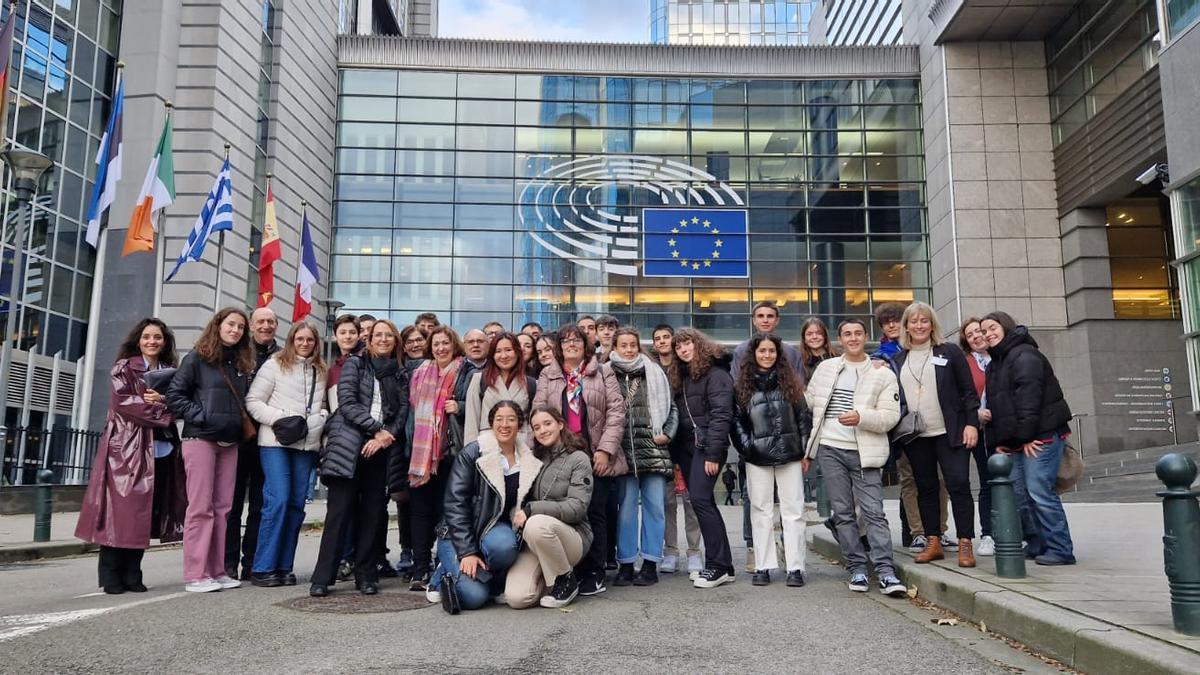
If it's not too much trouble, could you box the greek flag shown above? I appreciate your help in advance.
[165,157,234,282]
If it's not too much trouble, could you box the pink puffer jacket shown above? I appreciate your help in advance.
[534,358,628,475]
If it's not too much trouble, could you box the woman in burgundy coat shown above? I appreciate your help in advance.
[76,318,187,594]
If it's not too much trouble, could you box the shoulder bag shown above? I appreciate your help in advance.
[219,366,257,442]
[889,357,926,445]
[273,365,316,446]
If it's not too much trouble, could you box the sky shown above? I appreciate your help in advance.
[437,0,650,43]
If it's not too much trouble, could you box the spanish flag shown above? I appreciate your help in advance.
[256,184,282,308]
[121,114,175,256]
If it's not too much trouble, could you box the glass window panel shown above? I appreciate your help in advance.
[749,155,805,182]
[340,69,398,96]
[396,98,455,124]
[395,175,454,202]
[395,202,454,229]
[457,125,515,151]
[633,286,690,312]
[691,130,745,154]
[807,80,860,106]
[453,284,516,311]
[631,129,687,154]
[868,156,924,182]
[870,260,925,289]
[810,208,867,234]
[574,128,632,153]
[392,282,452,310]
[338,122,396,148]
[456,151,514,177]
[333,282,390,310]
[336,200,393,227]
[516,75,575,100]
[751,263,809,287]
[868,208,925,235]
[397,71,456,97]
[337,148,396,175]
[515,127,572,153]
[332,254,392,282]
[868,183,925,208]
[455,177,514,203]
[748,129,804,154]
[458,73,516,99]
[633,103,688,127]
[455,229,514,258]
[1111,258,1170,288]
[339,96,397,122]
[748,183,804,208]
[747,105,806,129]
[454,256,513,283]
[749,235,806,261]
[393,256,453,284]
[746,80,804,105]
[393,229,453,256]
[336,175,392,201]
[690,79,746,105]
[631,78,691,103]
[689,104,746,129]
[396,149,454,175]
[395,124,455,149]
[749,207,805,233]
[333,229,394,255]
[863,105,919,129]
[863,80,920,105]
[456,99,515,125]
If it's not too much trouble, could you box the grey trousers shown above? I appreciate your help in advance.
[817,444,897,578]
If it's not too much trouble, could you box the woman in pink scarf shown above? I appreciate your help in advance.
[405,325,476,590]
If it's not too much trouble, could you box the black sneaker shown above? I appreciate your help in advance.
[751,569,770,586]
[633,561,658,586]
[879,575,907,597]
[578,572,607,596]
[786,570,806,587]
[539,572,579,608]
[250,572,283,588]
[309,584,329,597]
[693,568,734,589]
[613,563,635,587]
[377,561,399,578]
[336,561,354,582]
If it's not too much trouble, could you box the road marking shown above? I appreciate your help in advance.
[0,592,187,643]
[72,592,105,599]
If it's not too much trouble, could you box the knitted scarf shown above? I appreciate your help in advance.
[607,351,671,436]
[408,357,462,482]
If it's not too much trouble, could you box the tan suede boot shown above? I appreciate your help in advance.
[958,539,976,568]
[914,535,944,563]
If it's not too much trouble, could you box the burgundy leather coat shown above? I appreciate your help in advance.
[75,358,187,548]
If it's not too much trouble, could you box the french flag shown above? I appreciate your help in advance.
[292,210,319,322]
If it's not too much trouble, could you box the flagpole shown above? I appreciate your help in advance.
[76,61,124,430]
[151,101,172,318]
[212,143,230,310]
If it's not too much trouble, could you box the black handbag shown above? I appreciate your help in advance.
[273,365,316,446]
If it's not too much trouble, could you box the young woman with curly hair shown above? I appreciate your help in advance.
[733,333,811,587]
[670,327,736,588]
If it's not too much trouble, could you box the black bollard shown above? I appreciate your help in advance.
[1156,453,1200,636]
[33,469,55,543]
[987,453,1026,579]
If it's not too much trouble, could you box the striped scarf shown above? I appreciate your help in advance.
[408,357,462,483]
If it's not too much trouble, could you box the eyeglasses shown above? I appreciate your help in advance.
[404,338,425,346]
[560,337,584,345]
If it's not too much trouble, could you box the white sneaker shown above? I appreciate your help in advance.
[185,578,222,593]
[215,575,242,589]
[425,588,442,603]
[686,554,703,574]
[492,593,507,605]
[693,568,735,589]
[977,535,996,556]
[660,555,678,573]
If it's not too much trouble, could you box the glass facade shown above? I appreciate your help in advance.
[1,0,122,363]
[1173,175,1200,407]
[650,0,813,45]
[1047,0,1162,146]
[1165,0,1200,38]
[333,70,927,341]
[244,0,276,308]
[820,0,903,46]
[1106,196,1178,318]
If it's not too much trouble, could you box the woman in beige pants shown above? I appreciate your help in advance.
[506,408,595,609]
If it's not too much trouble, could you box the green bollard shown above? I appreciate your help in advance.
[33,469,55,543]
[1156,453,1200,636]
[987,453,1026,579]
[814,465,831,518]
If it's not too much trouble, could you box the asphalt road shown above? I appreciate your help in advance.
[0,526,1061,674]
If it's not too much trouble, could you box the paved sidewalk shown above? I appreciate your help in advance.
[811,501,1199,674]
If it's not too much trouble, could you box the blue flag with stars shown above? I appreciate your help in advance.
[642,208,749,278]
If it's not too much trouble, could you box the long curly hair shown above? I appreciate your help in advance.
[116,318,178,367]
[669,327,725,390]
[735,333,804,408]
[193,307,254,373]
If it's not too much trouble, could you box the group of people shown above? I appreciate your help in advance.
[73,298,1076,612]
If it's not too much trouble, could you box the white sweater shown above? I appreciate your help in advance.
[246,356,329,451]
[804,356,901,468]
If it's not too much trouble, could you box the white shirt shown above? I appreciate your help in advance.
[820,359,871,450]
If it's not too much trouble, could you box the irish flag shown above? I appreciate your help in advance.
[256,185,281,307]
[292,209,319,322]
[122,115,175,256]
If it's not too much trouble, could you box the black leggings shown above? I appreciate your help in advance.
[677,444,733,574]
[577,473,614,577]
[98,546,145,589]
[905,434,975,540]
[311,452,388,586]
[407,459,450,574]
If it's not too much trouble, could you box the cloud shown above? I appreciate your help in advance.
[438,0,649,43]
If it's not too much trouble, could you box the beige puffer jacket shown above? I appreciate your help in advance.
[804,356,900,468]
[246,355,329,451]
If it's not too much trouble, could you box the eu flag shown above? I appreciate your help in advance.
[642,208,749,278]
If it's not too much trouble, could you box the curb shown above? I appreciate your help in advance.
[1,517,335,564]
[810,531,1199,675]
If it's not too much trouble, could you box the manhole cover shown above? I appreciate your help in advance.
[280,590,433,614]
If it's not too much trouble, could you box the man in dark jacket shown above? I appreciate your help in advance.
[722,465,737,505]
[224,307,279,579]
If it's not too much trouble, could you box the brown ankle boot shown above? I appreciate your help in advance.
[958,539,976,568]
[914,535,944,563]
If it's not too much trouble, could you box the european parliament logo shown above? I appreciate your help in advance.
[642,208,749,278]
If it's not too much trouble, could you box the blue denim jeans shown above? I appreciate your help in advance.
[1010,435,1075,562]
[616,473,667,564]
[430,524,519,610]
[253,447,316,574]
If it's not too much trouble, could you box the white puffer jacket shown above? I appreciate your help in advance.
[246,355,329,451]
[804,356,901,468]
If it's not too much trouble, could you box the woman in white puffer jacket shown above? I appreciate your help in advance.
[245,322,328,587]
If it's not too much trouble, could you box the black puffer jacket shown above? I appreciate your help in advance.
[985,326,1072,447]
[322,355,409,481]
[166,348,250,443]
[676,353,735,463]
[733,370,810,466]
[440,432,540,559]
[611,361,679,477]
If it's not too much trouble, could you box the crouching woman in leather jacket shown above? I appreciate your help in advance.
[505,407,594,610]
[310,319,409,597]
[427,401,537,613]
[733,333,811,588]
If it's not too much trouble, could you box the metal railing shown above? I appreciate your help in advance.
[1,425,102,486]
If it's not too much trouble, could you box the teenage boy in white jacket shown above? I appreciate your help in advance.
[803,319,907,596]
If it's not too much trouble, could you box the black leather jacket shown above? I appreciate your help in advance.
[440,434,539,559]
[733,370,811,466]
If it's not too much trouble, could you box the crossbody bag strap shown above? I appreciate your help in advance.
[305,364,316,415]
[218,365,247,412]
